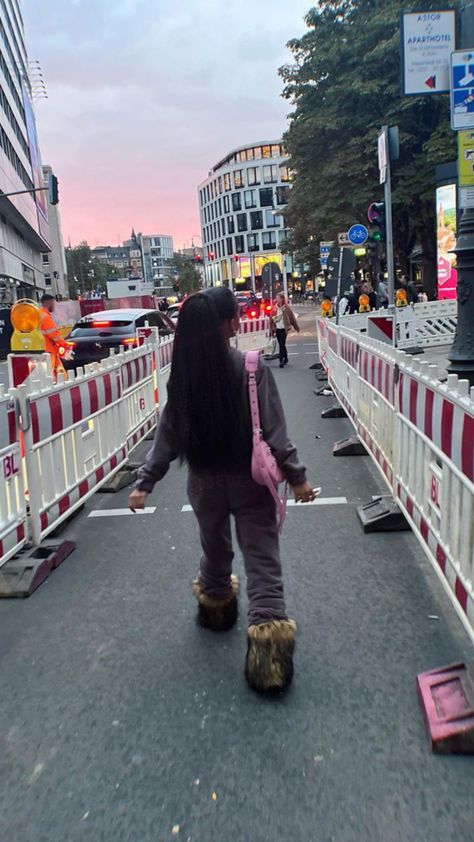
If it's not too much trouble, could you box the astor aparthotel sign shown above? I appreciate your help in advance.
[402,11,456,95]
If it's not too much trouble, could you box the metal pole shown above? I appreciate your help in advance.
[447,0,474,384]
[383,130,395,307]
[335,247,344,325]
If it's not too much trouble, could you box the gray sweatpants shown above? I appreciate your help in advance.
[187,470,287,626]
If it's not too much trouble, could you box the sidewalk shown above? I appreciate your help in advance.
[0,312,472,842]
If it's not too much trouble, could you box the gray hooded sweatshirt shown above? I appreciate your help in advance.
[135,347,306,492]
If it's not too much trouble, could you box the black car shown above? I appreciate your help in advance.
[65,308,174,369]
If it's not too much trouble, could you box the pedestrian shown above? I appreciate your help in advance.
[399,274,418,305]
[377,273,389,308]
[271,292,300,368]
[39,294,69,380]
[418,288,428,303]
[129,287,315,693]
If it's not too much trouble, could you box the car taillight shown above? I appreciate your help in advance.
[249,309,258,318]
[92,320,112,328]
[66,341,76,348]
[123,337,138,346]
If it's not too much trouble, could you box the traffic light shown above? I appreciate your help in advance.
[193,255,203,264]
[367,202,385,242]
[48,173,59,205]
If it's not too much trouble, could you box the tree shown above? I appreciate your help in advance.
[65,242,120,298]
[280,0,458,293]
[170,254,202,295]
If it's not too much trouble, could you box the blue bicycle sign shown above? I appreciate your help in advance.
[347,224,368,246]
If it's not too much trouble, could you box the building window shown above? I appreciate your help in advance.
[262,145,271,158]
[254,147,262,159]
[42,253,50,265]
[233,169,244,189]
[247,233,259,252]
[237,213,248,232]
[263,165,277,184]
[224,173,231,191]
[235,235,245,253]
[262,232,276,249]
[271,144,281,157]
[279,164,290,182]
[276,185,290,205]
[44,274,52,286]
[223,195,230,213]
[259,188,273,207]
[246,147,255,161]
[279,229,288,245]
[218,176,223,194]
[226,237,233,256]
[221,217,226,235]
[227,216,235,234]
[218,197,222,215]
[250,211,263,230]
[266,209,280,228]
[232,193,241,212]
[244,189,256,209]
[247,167,260,186]
[200,190,204,206]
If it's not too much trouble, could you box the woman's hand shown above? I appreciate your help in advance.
[128,489,149,512]
[292,482,319,503]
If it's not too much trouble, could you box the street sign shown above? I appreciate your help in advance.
[401,11,455,95]
[378,129,388,184]
[347,224,368,246]
[450,50,474,130]
[319,240,333,269]
[337,232,351,246]
[458,130,474,188]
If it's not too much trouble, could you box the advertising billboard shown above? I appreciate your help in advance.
[436,184,457,300]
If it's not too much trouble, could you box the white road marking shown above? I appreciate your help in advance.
[181,497,347,513]
[303,343,318,347]
[88,507,157,518]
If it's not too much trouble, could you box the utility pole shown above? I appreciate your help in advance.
[448,1,474,384]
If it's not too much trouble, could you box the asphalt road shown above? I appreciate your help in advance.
[1,312,473,842]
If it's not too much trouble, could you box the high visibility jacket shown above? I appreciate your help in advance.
[39,307,67,356]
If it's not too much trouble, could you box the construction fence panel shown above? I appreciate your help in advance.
[120,344,157,454]
[157,336,174,414]
[0,394,26,567]
[395,363,474,641]
[16,357,129,545]
[356,337,397,491]
[236,318,270,353]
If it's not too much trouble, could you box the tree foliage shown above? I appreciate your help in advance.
[65,242,119,298]
[170,254,202,295]
[280,0,458,284]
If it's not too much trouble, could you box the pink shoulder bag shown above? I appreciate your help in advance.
[245,350,288,531]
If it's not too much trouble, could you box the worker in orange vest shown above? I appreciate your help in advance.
[39,293,69,379]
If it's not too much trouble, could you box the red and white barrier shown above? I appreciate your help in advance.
[319,316,474,643]
[120,345,157,454]
[235,318,269,353]
[15,358,128,545]
[0,392,26,567]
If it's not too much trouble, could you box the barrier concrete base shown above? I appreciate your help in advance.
[0,540,76,598]
[321,405,347,419]
[333,436,366,456]
[315,371,328,382]
[314,386,333,396]
[309,362,323,370]
[99,467,137,493]
[357,497,410,533]
[417,663,474,754]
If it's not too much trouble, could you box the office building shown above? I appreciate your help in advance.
[0,0,51,303]
[41,165,67,298]
[198,140,292,293]
[140,233,174,293]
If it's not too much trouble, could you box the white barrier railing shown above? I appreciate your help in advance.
[318,317,474,643]
[337,299,457,348]
[235,317,269,352]
[0,392,26,567]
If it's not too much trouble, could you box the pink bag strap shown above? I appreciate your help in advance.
[245,350,261,432]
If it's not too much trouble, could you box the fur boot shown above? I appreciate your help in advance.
[193,575,239,631]
[245,619,297,693]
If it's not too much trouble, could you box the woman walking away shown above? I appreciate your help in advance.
[272,292,300,368]
[129,288,315,694]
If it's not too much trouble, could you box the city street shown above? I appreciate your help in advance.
[1,312,473,842]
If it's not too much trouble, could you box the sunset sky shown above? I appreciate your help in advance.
[22,0,311,250]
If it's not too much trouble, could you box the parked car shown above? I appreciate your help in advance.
[64,308,174,370]
[235,292,261,319]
